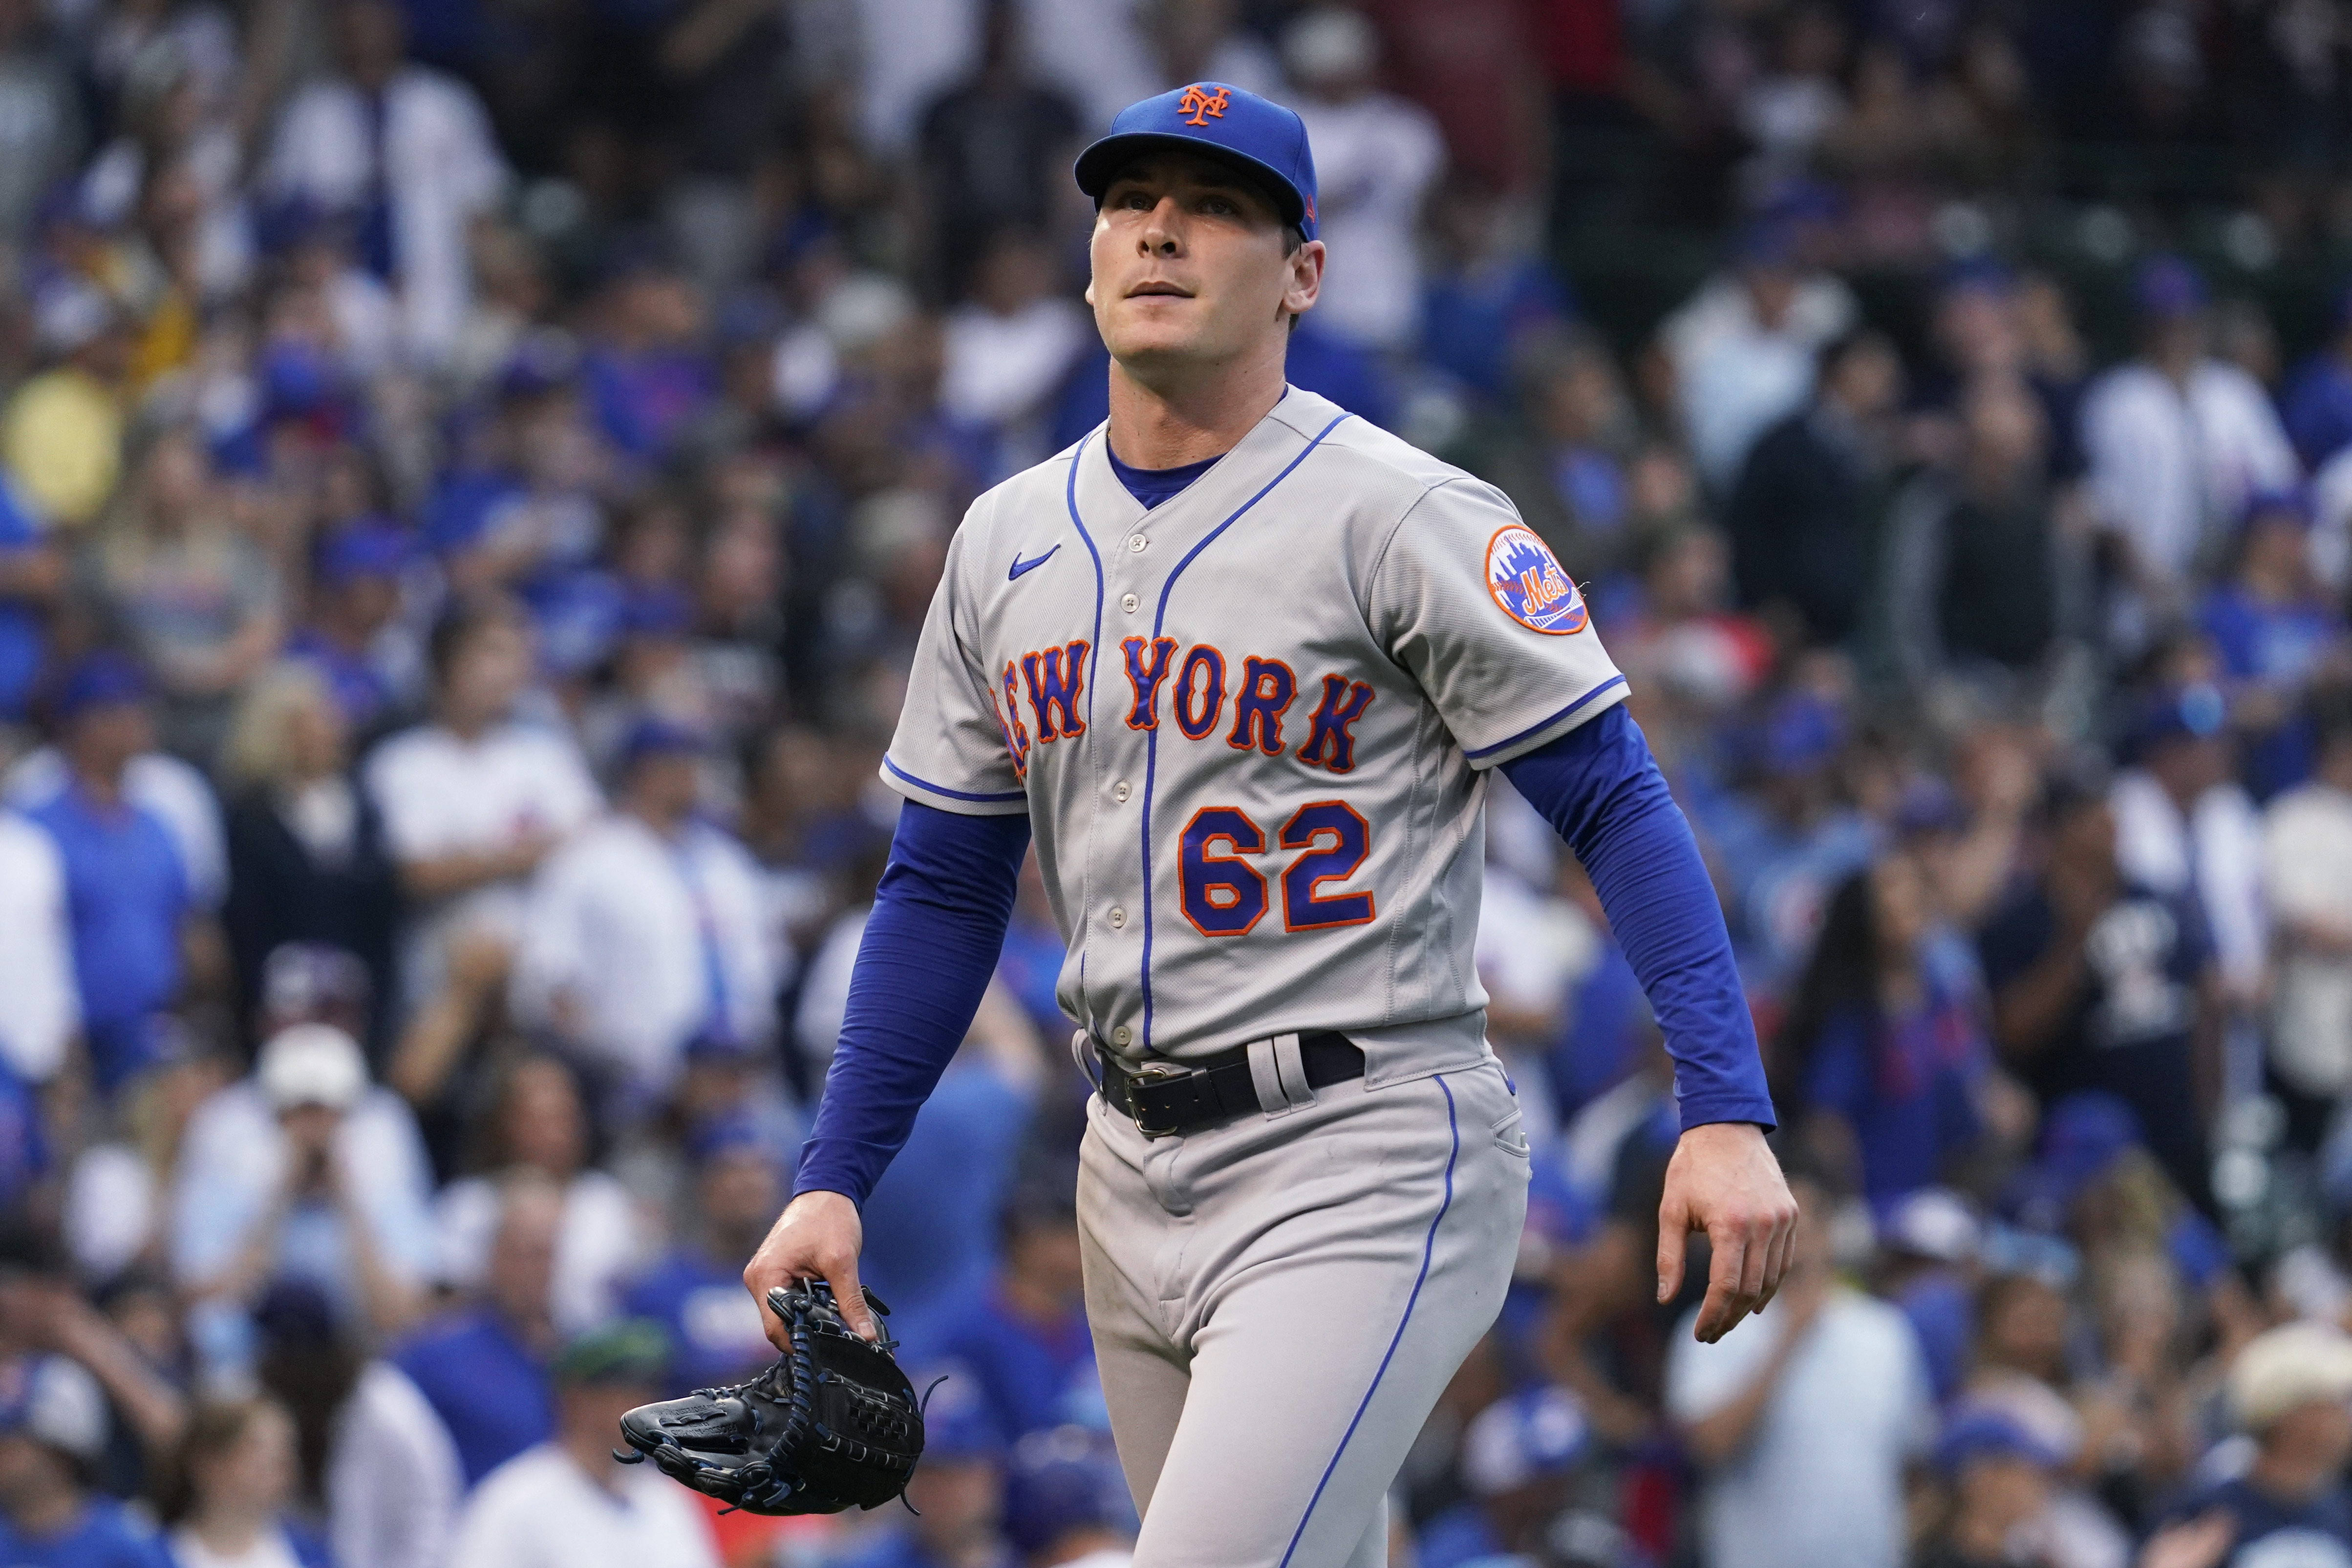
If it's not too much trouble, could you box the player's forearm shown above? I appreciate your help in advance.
[792,802,1031,1207]
[1499,706,1777,1131]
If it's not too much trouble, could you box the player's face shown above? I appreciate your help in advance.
[1087,152,1322,377]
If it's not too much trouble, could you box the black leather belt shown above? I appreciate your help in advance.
[1097,1031,1364,1138]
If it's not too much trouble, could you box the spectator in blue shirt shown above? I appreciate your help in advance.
[286,518,411,735]
[927,1177,1094,1448]
[389,1171,560,1487]
[2199,490,2347,801]
[579,262,716,465]
[618,1113,788,1396]
[0,468,61,722]
[1419,178,1574,405]
[25,652,204,1094]
[2162,1321,2352,1568]
[1000,1426,1135,1568]
[1770,855,1993,1201]
[0,1355,170,1568]
[2282,284,2352,471]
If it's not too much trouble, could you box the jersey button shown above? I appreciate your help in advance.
[1120,593,1139,613]
[1128,534,1148,553]
[1113,780,1131,802]
[1108,906,1127,929]
[1112,1025,1133,1047]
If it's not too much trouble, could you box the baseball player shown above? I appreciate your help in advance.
[747,82,1796,1567]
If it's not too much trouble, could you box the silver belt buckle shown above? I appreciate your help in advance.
[1126,1061,1188,1138]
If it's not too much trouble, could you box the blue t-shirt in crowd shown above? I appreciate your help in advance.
[827,1527,1012,1568]
[1420,257,1573,402]
[388,1305,553,1487]
[619,1248,773,1396]
[0,1496,171,1568]
[2283,351,2352,470]
[1893,1268,1976,1403]
[927,1288,1098,1446]
[27,782,189,1092]
[994,912,1072,1046]
[1414,1501,1503,1568]
[1550,935,1644,1119]
[582,345,715,460]
[856,1064,1036,1357]
[2168,1476,2352,1568]
[2200,584,2345,800]
[1801,981,1990,1201]
[0,473,47,721]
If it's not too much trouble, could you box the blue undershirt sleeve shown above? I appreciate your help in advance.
[791,800,1032,1206]
[1499,705,1776,1133]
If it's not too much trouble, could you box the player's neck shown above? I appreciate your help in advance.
[1105,347,1287,469]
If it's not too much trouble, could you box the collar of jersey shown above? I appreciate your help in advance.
[1075,384,1321,536]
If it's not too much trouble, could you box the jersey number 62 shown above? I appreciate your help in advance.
[1177,801,1374,937]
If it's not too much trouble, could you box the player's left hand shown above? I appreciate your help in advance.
[1656,1121,1799,1344]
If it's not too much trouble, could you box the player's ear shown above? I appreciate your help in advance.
[1283,238,1325,321]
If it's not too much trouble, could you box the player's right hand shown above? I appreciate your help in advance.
[744,1190,877,1347]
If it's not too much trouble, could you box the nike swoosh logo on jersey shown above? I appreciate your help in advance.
[1009,546,1061,580]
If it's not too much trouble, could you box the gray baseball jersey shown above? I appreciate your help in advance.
[882,384,1627,1080]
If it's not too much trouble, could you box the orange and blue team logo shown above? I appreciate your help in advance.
[1485,525,1587,635]
[1178,84,1231,126]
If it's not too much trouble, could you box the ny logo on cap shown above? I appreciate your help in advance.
[1177,84,1231,126]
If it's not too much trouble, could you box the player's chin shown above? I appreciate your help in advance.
[1104,307,1211,362]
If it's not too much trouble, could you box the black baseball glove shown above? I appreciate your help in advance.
[614,1281,927,1515]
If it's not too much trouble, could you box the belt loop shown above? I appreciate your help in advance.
[1270,1032,1315,1108]
[1245,1038,1289,1116]
[1070,1030,1102,1094]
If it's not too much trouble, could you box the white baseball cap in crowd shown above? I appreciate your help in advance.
[256,1022,368,1113]
[0,1355,107,1461]
[2230,1321,2352,1432]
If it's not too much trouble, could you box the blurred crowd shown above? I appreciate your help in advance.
[16,1,2352,1568]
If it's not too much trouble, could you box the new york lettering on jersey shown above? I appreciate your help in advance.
[882,387,1627,1084]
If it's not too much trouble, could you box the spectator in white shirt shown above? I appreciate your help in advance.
[2081,257,2299,622]
[1664,218,1860,494]
[940,229,1090,466]
[1280,8,1445,354]
[1667,1165,1934,1568]
[432,1055,650,1338]
[171,1024,436,1382]
[325,1356,463,1568]
[365,593,600,1014]
[511,718,774,1109]
[0,804,76,1087]
[448,1319,718,1568]
[2263,698,2352,1149]
[2111,683,2268,1010]
[263,0,508,366]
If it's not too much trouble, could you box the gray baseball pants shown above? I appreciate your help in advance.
[1076,1049,1531,1568]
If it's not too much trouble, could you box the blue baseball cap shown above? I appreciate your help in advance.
[617,714,708,772]
[2135,254,2208,320]
[53,650,150,721]
[1074,83,1319,240]
[1934,1407,2063,1476]
[316,518,413,589]
[1003,1427,1134,1555]
[2241,486,2314,532]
